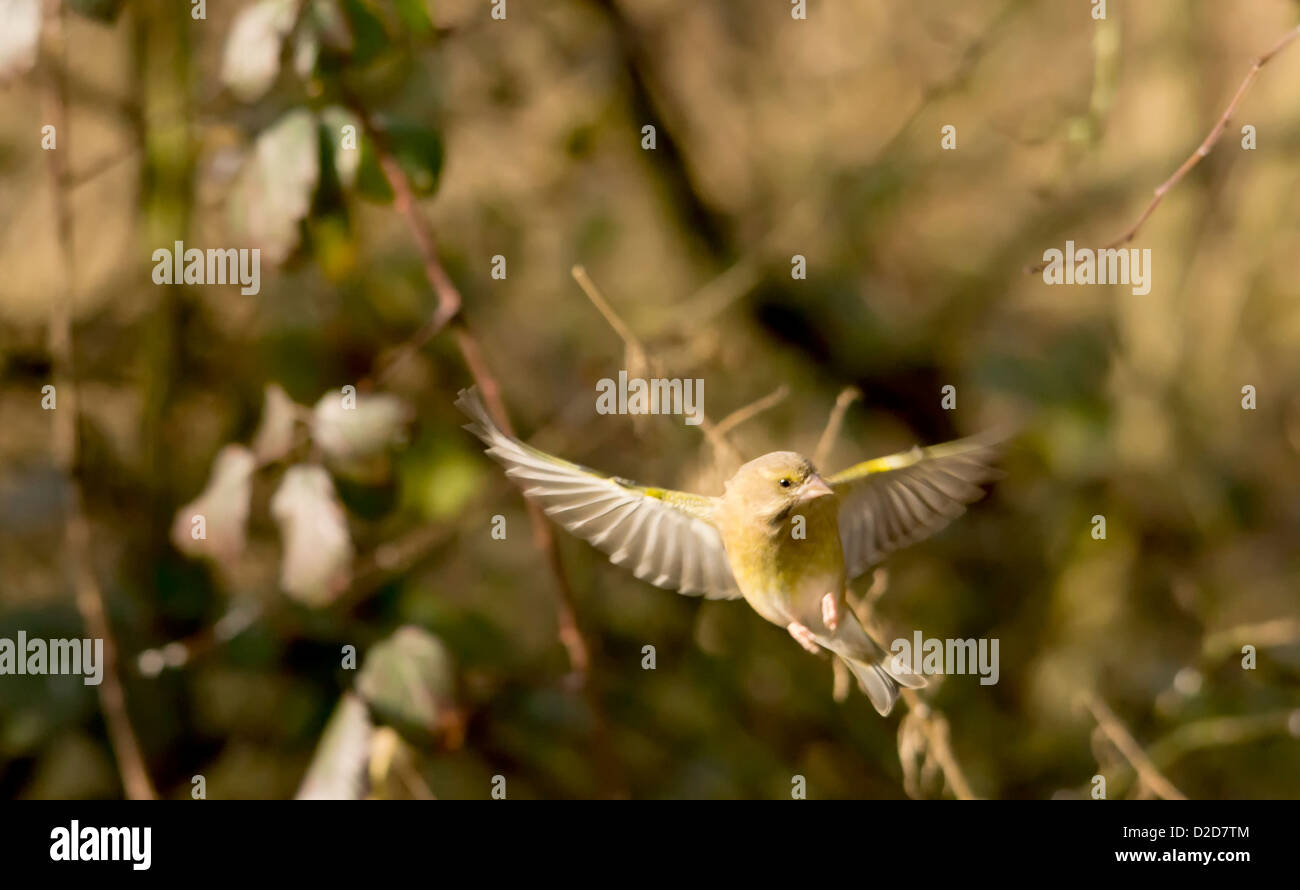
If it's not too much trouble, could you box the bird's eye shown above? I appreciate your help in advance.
[779,478,791,488]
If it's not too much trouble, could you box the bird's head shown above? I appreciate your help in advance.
[722,451,835,523]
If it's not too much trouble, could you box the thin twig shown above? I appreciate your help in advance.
[1080,691,1187,801]
[361,159,462,387]
[663,254,762,333]
[645,6,1027,334]
[343,96,591,681]
[137,602,263,677]
[819,391,862,704]
[900,689,978,801]
[1027,22,1300,274]
[1145,711,1297,776]
[571,265,748,470]
[571,265,649,371]
[393,752,437,800]
[713,385,789,440]
[339,98,628,796]
[369,727,437,800]
[1202,616,1300,660]
[862,567,890,607]
[813,386,862,469]
[819,415,976,801]
[1089,710,1297,799]
[42,0,156,801]
[68,146,139,190]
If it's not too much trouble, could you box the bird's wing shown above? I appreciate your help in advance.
[456,388,742,599]
[827,433,1003,580]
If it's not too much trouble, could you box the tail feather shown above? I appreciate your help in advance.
[844,658,898,716]
[816,607,926,715]
[841,654,926,716]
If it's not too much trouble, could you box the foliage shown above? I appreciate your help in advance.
[1,0,1298,800]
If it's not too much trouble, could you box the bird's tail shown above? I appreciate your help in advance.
[818,607,926,716]
[840,653,926,716]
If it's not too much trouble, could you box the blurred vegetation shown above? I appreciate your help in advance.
[1,0,1299,800]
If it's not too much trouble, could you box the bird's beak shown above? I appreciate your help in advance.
[798,474,834,502]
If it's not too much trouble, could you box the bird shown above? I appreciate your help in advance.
[456,386,1003,715]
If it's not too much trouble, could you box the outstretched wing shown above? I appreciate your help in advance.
[828,434,1003,580]
[456,388,741,599]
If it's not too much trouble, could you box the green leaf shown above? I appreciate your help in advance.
[350,0,431,42]
[388,121,443,195]
[228,109,321,263]
[0,0,41,82]
[294,0,355,82]
[354,136,394,202]
[354,119,443,203]
[339,0,390,66]
[66,0,125,24]
[356,626,456,740]
[393,0,433,36]
[318,106,362,188]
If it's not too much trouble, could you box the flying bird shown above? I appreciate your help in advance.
[456,387,1002,715]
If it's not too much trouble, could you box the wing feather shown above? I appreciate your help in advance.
[828,433,1003,580]
[456,388,741,599]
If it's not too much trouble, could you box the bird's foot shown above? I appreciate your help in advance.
[787,621,821,654]
[821,592,839,631]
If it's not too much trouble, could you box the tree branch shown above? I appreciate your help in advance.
[341,98,593,683]
[43,0,156,801]
[712,385,789,440]
[1202,616,1300,660]
[571,265,757,472]
[899,689,978,801]
[1081,691,1187,801]
[813,386,862,469]
[1027,22,1300,274]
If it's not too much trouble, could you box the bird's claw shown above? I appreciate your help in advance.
[821,592,839,631]
[787,621,821,654]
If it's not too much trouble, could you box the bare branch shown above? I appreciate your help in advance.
[901,690,979,801]
[713,385,789,440]
[1089,709,1297,800]
[1027,22,1300,274]
[43,0,156,801]
[813,386,862,469]
[570,265,750,471]
[137,601,263,677]
[1081,691,1187,801]
[342,98,592,682]
[846,575,978,799]
[571,265,649,371]
[1202,616,1300,660]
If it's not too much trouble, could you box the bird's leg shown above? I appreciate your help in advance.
[787,622,821,654]
[821,592,839,631]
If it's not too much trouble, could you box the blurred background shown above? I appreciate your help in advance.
[1,0,1299,800]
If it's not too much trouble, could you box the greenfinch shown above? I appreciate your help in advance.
[457,386,1002,715]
